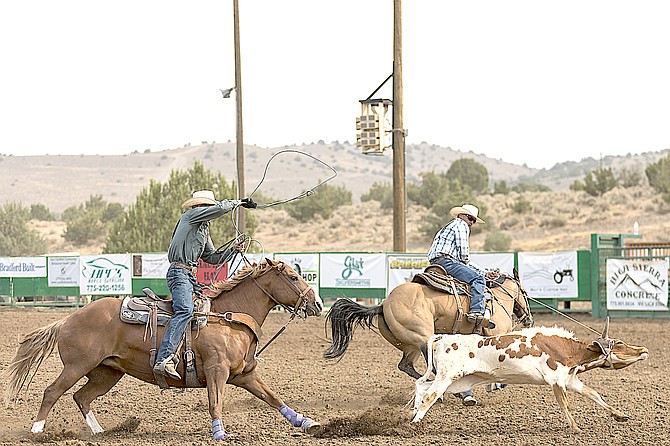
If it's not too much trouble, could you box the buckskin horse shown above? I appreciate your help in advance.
[325,270,533,380]
[4,259,323,440]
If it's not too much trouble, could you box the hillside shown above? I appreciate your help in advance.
[5,142,670,256]
[2,141,667,214]
[27,185,670,256]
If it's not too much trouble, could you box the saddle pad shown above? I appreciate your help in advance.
[120,296,210,328]
[412,270,469,295]
[120,296,171,326]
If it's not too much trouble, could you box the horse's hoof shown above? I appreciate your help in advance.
[301,418,321,434]
[613,413,630,422]
[462,395,477,406]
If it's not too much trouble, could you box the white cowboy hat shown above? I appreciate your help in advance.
[449,204,485,224]
[181,190,218,210]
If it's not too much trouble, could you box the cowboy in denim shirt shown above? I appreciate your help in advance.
[153,190,257,380]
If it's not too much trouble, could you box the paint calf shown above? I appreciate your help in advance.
[412,326,648,431]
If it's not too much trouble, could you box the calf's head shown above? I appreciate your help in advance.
[591,317,648,369]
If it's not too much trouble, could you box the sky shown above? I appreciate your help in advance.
[1,1,669,169]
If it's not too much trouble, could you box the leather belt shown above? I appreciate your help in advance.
[430,253,451,263]
[171,262,197,274]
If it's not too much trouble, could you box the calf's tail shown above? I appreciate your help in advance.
[324,298,383,360]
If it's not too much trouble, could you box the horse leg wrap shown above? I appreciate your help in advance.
[212,418,230,440]
[279,404,304,427]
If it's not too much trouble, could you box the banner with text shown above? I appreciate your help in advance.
[387,254,429,291]
[274,253,320,295]
[518,251,578,298]
[320,253,386,289]
[48,257,79,287]
[132,253,170,278]
[606,258,669,311]
[0,257,47,278]
[470,253,516,275]
[80,254,132,295]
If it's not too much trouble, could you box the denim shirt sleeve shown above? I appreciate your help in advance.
[186,200,238,224]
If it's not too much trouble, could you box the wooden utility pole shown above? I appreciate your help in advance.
[393,0,406,252]
[233,0,246,232]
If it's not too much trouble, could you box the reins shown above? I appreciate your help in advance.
[250,262,312,357]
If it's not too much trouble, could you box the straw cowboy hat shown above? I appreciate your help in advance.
[181,190,218,210]
[449,204,485,224]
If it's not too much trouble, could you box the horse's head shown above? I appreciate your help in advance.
[258,258,323,318]
[511,268,534,327]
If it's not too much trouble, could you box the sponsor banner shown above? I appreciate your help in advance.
[320,253,386,289]
[0,257,47,278]
[274,253,320,295]
[606,258,669,311]
[197,259,228,286]
[470,253,515,275]
[518,251,578,298]
[80,254,132,295]
[132,253,170,278]
[387,254,429,291]
[48,257,79,287]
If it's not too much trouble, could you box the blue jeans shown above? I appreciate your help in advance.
[155,264,195,364]
[431,256,486,314]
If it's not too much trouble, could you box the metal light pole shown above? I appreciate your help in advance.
[392,0,406,252]
[233,0,246,233]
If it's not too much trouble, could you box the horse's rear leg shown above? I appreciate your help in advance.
[398,349,423,379]
[229,371,320,434]
[73,365,124,434]
[32,365,91,433]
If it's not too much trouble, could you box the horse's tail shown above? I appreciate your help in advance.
[324,298,383,360]
[3,317,68,407]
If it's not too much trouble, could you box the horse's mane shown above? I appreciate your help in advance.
[207,260,275,299]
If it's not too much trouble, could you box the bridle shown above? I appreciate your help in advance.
[251,261,314,357]
[493,274,534,327]
[251,261,311,317]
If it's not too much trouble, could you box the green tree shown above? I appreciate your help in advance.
[285,183,352,222]
[446,158,489,194]
[419,184,482,237]
[105,161,254,253]
[583,168,617,197]
[512,183,551,193]
[30,203,55,221]
[407,172,457,208]
[511,196,532,213]
[645,154,670,202]
[483,230,512,252]
[0,203,46,256]
[361,181,393,209]
[618,167,642,188]
[493,181,510,195]
[63,195,124,245]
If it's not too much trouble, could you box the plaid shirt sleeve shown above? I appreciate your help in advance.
[452,219,470,263]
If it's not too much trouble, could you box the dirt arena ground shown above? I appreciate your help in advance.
[0,306,667,446]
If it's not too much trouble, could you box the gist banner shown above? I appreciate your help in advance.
[320,253,386,289]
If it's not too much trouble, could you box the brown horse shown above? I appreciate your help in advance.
[3,258,323,440]
[325,272,533,379]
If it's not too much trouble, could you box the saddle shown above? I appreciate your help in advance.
[120,288,210,389]
[411,265,495,334]
[120,288,209,329]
